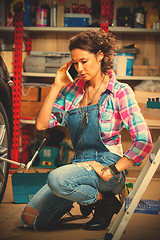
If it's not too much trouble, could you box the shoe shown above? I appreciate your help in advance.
[80,203,95,217]
[83,195,121,231]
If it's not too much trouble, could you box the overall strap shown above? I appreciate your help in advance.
[98,89,111,108]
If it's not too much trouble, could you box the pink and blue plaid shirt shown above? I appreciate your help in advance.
[49,71,152,164]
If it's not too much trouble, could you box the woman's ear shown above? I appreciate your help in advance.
[97,51,104,62]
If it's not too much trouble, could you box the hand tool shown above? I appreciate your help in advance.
[0,138,46,171]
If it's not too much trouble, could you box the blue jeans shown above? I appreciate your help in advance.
[22,151,125,230]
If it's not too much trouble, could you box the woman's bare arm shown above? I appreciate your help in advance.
[36,61,72,131]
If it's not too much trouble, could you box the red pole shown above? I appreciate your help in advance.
[11,11,24,167]
[100,0,114,33]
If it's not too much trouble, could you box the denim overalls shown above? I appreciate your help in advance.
[22,92,125,230]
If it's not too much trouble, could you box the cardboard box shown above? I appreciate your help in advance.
[41,86,51,101]
[133,65,160,77]
[20,101,42,119]
[135,90,160,127]
[21,86,40,102]
[20,86,51,119]
[0,51,27,73]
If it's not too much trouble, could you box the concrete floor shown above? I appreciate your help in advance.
[0,168,160,240]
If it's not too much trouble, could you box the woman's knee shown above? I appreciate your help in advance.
[21,205,39,226]
[47,168,72,195]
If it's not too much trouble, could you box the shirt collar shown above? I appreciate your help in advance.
[104,70,116,94]
[69,70,116,94]
[75,77,86,89]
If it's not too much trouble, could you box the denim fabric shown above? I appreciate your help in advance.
[22,92,125,229]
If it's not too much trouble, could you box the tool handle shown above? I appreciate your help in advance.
[0,156,26,168]
[37,138,47,153]
[26,138,47,171]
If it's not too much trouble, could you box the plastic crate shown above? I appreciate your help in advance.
[12,172,49,203]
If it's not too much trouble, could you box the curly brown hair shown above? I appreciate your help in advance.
[69,29,117,74]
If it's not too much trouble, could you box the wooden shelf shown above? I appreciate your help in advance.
[23,26,99,33]
[23,26,160,34]
[0,26,14,32]
[1,26,160,34]
[117,76,160,81]
[22,72,56,77]
[146,120,160,129]
[109,27,160,34]
[22,73,160,81]
[20,119,36,125]
[9,72,160,81]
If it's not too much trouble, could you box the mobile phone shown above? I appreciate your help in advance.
[66,63,78,82]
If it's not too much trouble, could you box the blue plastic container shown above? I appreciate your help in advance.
[12,172,49,203]
[64,13,90,27]
[113,53,134,76]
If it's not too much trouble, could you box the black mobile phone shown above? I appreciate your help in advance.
[66,63,78,82]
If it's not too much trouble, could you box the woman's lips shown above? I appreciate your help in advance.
[80,74,87,78]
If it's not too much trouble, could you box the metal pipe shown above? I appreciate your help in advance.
[0,156,26,168]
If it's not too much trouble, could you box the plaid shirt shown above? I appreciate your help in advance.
[49,71,153,164]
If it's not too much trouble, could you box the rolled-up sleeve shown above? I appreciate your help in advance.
[48,89,66,128]
[118,85,153,164]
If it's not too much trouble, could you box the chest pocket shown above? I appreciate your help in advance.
[100,110,114,132]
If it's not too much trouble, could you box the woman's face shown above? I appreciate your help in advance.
[70,48,103,81]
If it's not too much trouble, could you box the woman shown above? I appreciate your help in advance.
[21,29,153,231]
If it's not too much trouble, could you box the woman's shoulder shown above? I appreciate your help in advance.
[61,78,85,103]
[109,71,134,96]
[114,79,134,96]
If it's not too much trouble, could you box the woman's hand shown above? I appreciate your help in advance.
[36,61,77,131]
[87,157,134,181]
[78,161,113,182]
[54,61,74,89]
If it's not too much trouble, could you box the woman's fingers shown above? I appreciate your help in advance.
[58,60,72,73]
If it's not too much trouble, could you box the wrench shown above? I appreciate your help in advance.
[0,138,47,171]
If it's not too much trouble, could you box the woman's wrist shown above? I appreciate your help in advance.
[51,82,63,92]
[101,163,119,176]
[101,167,114,181]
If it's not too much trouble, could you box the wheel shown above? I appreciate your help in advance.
[0,101,11,203]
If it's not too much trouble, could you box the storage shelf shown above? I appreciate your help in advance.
[20,119,36,125]
[23,26,160,34]
[23,26,99,33]
[146,120,160,129]
[9,72,160,81]
[110,26,160,34]
[1,26,160,34]
[22,72,56,77]
[0,26,14,32]
[22,73,160,81]
[117,76,160,81]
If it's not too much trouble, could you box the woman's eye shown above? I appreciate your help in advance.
[82,61,87,64]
